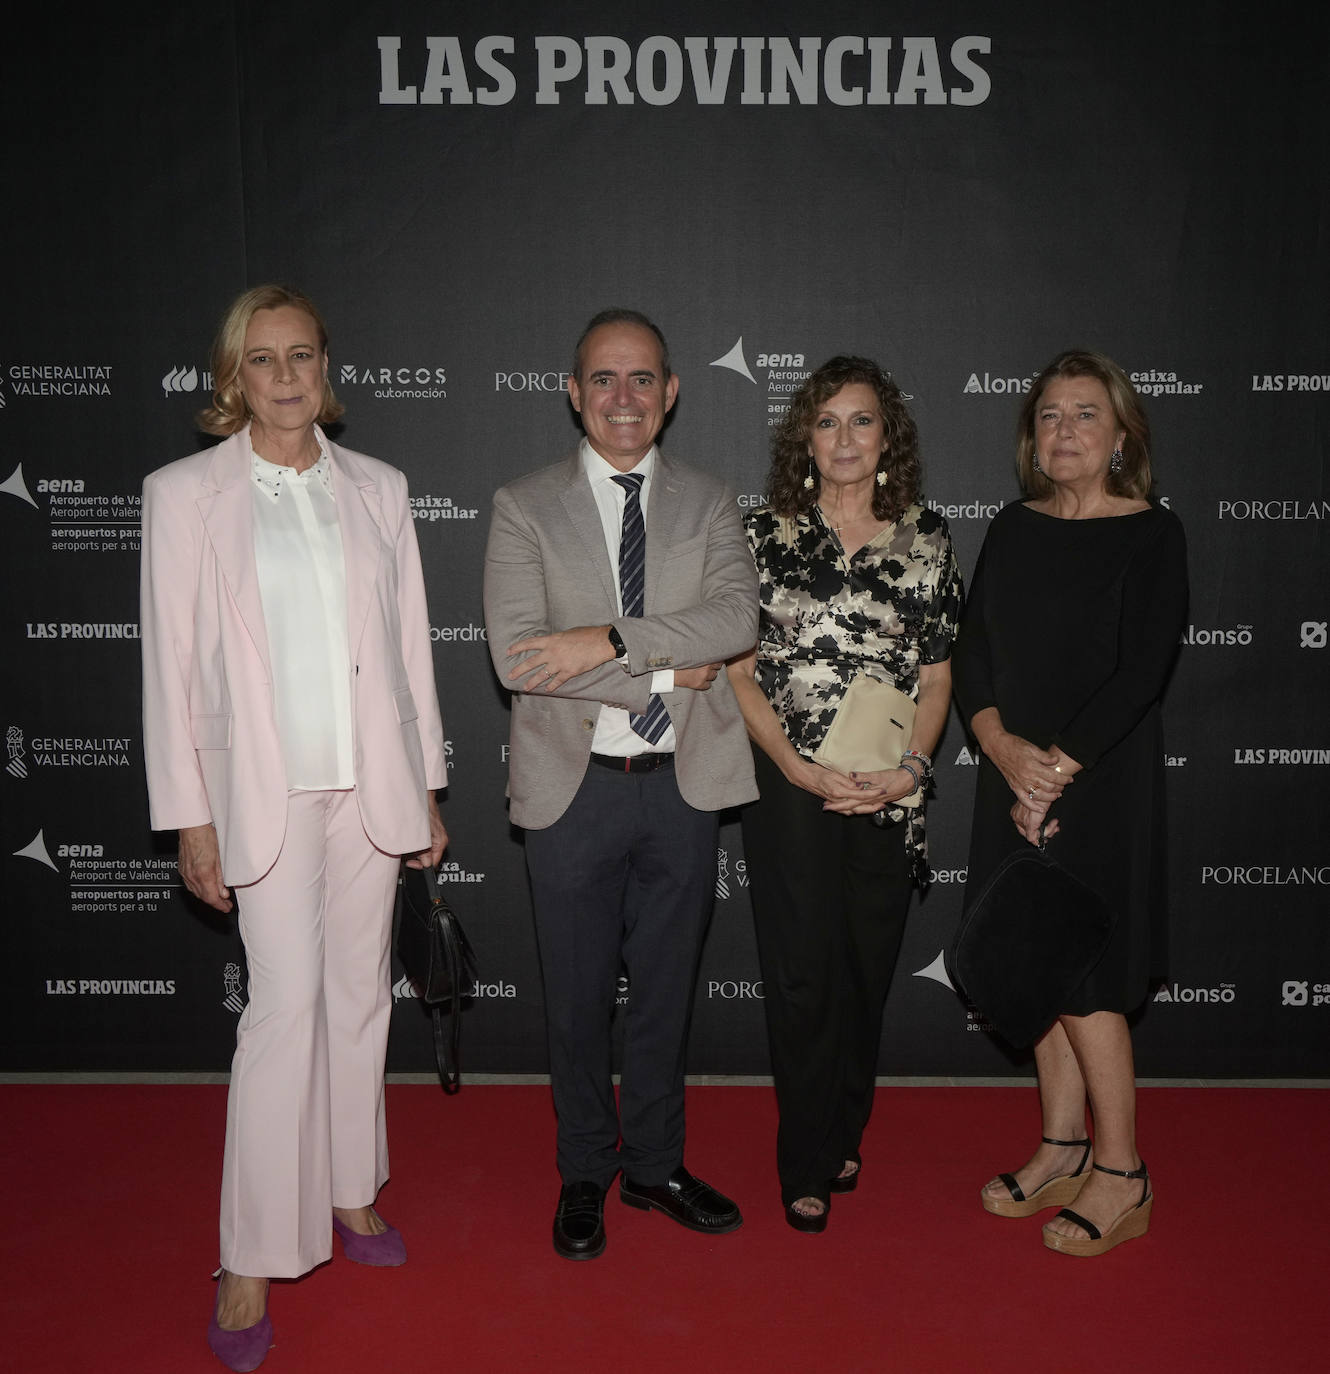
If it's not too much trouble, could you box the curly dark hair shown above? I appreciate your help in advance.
[767,356,921,521]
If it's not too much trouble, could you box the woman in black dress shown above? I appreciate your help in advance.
[953,350,1187,1256]
[727,357,962,1232]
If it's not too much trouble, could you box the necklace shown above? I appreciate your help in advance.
[819,505,873,533]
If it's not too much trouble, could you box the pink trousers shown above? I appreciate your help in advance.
[219,790,401,1277]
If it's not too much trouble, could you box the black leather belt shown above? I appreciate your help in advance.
[589,751,675,774]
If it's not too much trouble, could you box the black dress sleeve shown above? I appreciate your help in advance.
[950,531,995,727]
[1053,511,1189,769]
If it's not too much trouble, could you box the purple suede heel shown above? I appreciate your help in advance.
[332,1213,407,1266]
[207,1289,273,1373]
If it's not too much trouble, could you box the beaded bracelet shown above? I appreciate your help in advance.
[901,748,933,781]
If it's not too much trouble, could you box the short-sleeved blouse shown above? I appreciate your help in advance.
[745,502,963,876]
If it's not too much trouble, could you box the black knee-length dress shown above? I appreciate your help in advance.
[953,501,1188,1014]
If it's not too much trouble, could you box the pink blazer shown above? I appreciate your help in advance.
[141,428,446,886]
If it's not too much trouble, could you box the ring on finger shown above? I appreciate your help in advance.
[1028,787,1036,800]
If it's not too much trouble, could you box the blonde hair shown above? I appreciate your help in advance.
[196,284,344,435]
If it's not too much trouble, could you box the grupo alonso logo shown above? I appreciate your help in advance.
[1152,982,1236,1005]
[1179,623,1252,646]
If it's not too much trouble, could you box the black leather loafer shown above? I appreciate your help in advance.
[553,1180,607,1260]
[619,1166,743,1234]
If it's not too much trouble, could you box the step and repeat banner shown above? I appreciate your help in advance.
[2,4,1326,1078]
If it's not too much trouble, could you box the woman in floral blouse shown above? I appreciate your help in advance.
[727,356,962,1232]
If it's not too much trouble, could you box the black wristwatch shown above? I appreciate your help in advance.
[607,626,628,662]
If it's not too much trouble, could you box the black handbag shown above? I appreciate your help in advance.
[947,830,1115,1048]
[396,864,477,1093]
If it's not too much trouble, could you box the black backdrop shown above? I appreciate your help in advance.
[3,3,1327,1078]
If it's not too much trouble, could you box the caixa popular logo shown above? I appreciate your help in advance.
[1152,982,1236,1004]
[433,859,485,884]
[1281,981,1329,1007]
[1127,369,1203,397]
[411,496,480,524]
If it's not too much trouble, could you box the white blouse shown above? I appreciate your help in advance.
[250,437,355,791]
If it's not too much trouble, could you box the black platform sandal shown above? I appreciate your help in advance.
[1043,1160,1152,1257]
[981,1135,1092,1218]
[829,1151,862,1195]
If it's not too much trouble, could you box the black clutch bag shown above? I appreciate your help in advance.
[947,831,1115,1047]
[396,864,477,1093]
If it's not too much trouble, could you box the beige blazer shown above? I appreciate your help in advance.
[483,449,758,829]
[141,428,446,886]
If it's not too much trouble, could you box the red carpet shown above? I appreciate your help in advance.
[4,1083,1325,1373]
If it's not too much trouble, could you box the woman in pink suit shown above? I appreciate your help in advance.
[141,285,447,1372]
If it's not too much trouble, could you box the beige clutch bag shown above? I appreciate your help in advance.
[812,675,921,809]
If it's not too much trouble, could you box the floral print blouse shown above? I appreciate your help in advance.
[745,502,964,877]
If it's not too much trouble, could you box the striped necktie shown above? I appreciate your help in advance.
[612,473,671,745]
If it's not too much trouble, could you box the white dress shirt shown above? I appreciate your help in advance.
[250,433,355,790]
[581,439,676,755]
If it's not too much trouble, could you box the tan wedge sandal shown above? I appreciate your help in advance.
[1042,1160,1152,1257]
[982,1135,1092,1218]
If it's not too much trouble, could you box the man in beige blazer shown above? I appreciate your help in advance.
[484,309,758,1260]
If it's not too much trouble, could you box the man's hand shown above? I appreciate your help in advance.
[675,662,722,691]
[178,823,233,913]
[507,626,615,692]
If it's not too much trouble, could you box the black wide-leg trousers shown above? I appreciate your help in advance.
[742,747,913,1205]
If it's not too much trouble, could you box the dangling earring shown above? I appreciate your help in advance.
[1032,451,1042,474]
[803,460,815,491]
[1110,448,1124,474]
